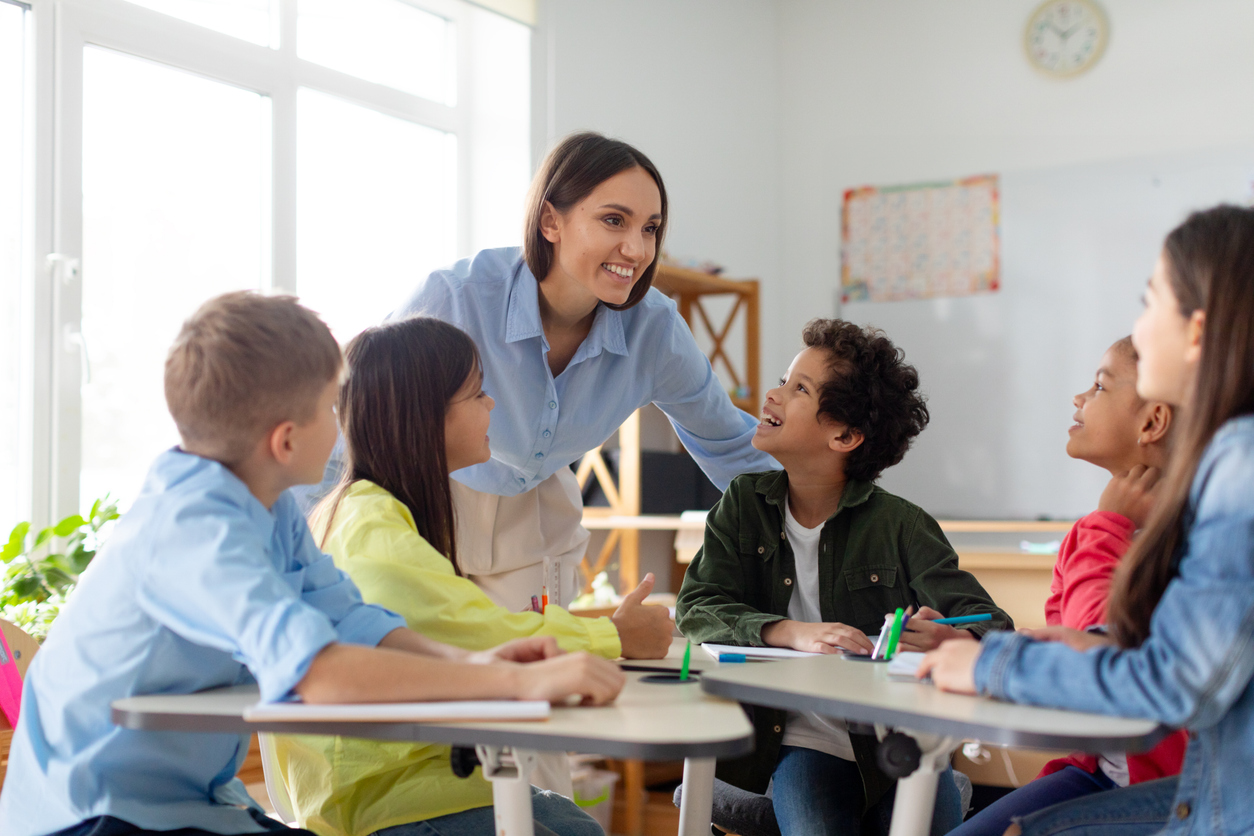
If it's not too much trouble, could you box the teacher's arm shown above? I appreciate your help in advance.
[650,306,780,490]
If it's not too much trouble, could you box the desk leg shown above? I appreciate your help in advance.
[477,745,538,836]
[678,757,716,836]
[887,734,958,836]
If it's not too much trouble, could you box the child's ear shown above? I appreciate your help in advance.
[829,427,865,454]
[539,201,562,244]
[1183,309,1206,365]
[267,421,298,465]
[1140,403,1172,446]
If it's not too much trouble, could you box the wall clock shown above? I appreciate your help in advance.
[1024,0,1109,78]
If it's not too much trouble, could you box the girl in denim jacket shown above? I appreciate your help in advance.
[922,204,1254,836]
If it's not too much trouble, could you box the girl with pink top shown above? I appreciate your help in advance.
[949,336,1188,836]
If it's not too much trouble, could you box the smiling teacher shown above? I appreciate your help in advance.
[391,131,778,616]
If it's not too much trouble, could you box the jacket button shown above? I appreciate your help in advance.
[757,546,765,554]
[780,532,786,540]
[784,578,792,586]
[1175,802,1190,820]
[773,725,782,733]
[870,574,879,583]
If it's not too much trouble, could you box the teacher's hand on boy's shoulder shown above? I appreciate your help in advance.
[917,639,981,694]
[896,606,979,652]
[760,619,876,655]
[1098,464,1163,527]
[611,573,676,659]
[513,651,626,706]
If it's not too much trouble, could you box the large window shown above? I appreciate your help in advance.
[9,0,531,529]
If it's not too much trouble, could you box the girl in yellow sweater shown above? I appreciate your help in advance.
[271,316,671,836]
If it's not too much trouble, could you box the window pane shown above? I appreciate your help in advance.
[0,2,25,530]
[297,88,456,344]
[298,0,454,104]
[469,5,529,252]
[81,47,270,510]
[120,0,274,47]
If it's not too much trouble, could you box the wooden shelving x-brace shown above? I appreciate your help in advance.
[575,264,761,594]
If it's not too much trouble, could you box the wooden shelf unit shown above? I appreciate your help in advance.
[575,265,760,595]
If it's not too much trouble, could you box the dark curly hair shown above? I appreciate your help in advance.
[801,319,929,482]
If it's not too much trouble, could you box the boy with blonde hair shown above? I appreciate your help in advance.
[0,292,621,836]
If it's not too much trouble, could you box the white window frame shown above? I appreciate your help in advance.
[24,0,513,527]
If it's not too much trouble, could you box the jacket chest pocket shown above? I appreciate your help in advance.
[844,565,900,630]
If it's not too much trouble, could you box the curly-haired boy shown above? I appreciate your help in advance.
[676,318,1011,836]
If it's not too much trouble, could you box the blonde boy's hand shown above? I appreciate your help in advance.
[513,652,626,705]
[1019,625,1114,653]
[761,619,875,655]
[897,606,979,652]
[470,636,564,665]
[611,573,675,659]
[916,639,981,694]
[1098,465,1162,527]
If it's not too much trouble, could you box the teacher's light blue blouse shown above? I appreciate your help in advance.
[0,449,406,836]
[392,247,778,496]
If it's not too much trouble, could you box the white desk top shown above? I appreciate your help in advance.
[112,672,753,760]
[701,654,1166,751]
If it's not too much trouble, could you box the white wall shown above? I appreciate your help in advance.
[775,0,1254,514]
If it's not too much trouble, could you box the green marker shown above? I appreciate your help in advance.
[680,640,692,681]
[883,608,906,660]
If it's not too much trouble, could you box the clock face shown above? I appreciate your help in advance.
[1025,0,1109,77]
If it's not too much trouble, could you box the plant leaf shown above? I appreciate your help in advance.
[53,515,86,537]
[9,575,46,603]
[44,568,75,592]
[33,526,55,548]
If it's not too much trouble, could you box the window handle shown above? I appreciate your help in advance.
[47,254,90,384]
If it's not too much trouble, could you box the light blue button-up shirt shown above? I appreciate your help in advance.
[0,449,406,836]
[390,247,778,496]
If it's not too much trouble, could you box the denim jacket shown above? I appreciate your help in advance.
[975,414,1254,836]
[678,470,1011,805]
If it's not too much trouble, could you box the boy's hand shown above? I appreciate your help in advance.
[761,619,875,655]
[513,651,626,705]
[897,606,979,652]
[1098,465,1162,527]
[611,573,675,659]
[916,639,982,694]
[470,636,564,665]
[1019,625,1114,653]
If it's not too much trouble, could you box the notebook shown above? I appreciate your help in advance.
[244,700,551,723]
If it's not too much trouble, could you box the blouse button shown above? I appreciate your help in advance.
[784,578,793,586]
[543,430,551,437]
[548,400,557,409]
[1175,802,1191,820]
[757,546,765,554]
[870,574,879,583]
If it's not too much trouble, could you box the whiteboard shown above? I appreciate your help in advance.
[843,145,1254,520]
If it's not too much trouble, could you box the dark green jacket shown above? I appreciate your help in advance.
[676,470,1012,808]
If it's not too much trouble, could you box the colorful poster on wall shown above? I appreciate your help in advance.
[841,174,1000,303]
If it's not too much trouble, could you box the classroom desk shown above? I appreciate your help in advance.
[701,655,1165,836]
[112,672,752,836]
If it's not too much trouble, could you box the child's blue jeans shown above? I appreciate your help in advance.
[1011,776,1177,836]
[370,788,604,836]
[771,745,964,836]
[948,765,1116,836]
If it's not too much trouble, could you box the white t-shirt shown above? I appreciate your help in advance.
[779,499,856,762]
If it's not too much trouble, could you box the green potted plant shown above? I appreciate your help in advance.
[1,497,120,640]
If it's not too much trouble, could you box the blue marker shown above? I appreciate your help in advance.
[718,653,748,663]
[933,613,994,626]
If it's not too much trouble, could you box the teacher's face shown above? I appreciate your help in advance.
[540,166,662,307]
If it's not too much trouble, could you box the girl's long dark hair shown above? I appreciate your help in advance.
[1107,205,1254,647]
[313,317,481,575]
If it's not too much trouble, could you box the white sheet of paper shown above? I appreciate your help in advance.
[886,651,926,678]
[243,700,551,723]
[701,643,821,661]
